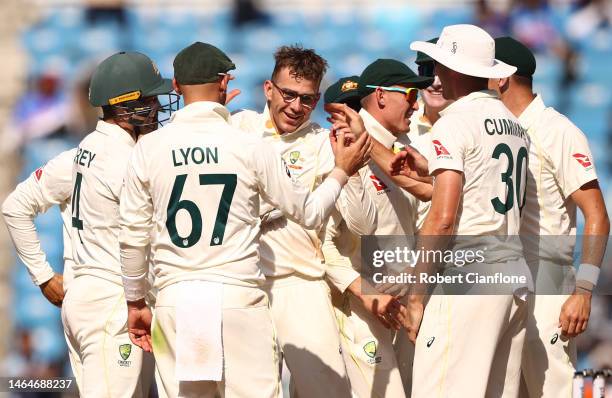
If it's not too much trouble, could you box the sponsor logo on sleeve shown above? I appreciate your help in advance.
[573,153,593,170]
[432,139,452,159]
[34,168,43,181]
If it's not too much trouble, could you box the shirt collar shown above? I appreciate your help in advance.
[261,104,314,139]
[169,101,231,124]
[439,90,499,117]
[359,108,397,149]
[95,120,135,147]
[518,94,546,130]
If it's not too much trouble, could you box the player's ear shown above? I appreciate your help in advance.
[263,80,274,102]
[172,78,182,95]
[499,77,510,93]
[375,87,385,107]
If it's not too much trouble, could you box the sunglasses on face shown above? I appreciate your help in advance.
[418,62,435,78]
[366,85,419,102]
[271,81,319,109]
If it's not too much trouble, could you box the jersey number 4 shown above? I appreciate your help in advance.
[166,174,237,248]
[71,172,84,243]
[491,143,528,215]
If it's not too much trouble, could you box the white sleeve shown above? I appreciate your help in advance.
[119,142,153,296]
[336,173,377,235]
[253,141,346,229]
[428,116,468,174]
[322,212,360,293]
[1,149,75,285]
[550,120,598,196]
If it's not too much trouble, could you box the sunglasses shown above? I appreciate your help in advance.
[271,81,319,109]
[418,62,435,78]
[366,85,419,102]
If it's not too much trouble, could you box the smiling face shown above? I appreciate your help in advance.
[264,67,320,134]
[380,84,419,135]
[421,74,453,111]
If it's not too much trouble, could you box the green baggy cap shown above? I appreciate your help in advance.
[174,42,236,85]
[494,37,536,77]
[415,37,439,65]
[324,76,360,104]
[358,58,433,98]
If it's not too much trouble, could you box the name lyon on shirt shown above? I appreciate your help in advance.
[484,118,526,139]
[172,146,219,167]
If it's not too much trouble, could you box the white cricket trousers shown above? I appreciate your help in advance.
[334,293,407,398]
[412,293,527,398]
[264,275,352,398]
[62,275,154,397]
[152,283,282,398]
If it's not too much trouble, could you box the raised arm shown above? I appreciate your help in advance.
[256,130,372,229]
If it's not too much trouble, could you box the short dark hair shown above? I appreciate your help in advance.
[511,74,533,88]
[271,45,328,85]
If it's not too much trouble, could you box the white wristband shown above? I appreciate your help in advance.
[576,263,600,286]
[122,272,148,302]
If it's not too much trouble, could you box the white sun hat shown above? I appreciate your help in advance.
[410,24,517,79]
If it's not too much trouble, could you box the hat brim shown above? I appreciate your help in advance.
[393,75,434,89]
[144,78,174,97]
[410,41,517,79]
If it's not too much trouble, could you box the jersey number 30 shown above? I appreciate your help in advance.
[166,174,237,248]
[491,143,528,215]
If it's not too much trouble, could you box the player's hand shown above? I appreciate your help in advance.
[127,299,154,352]
[331,128,373,176]
[390,146,430,178]
[403,296,425,344]
[325,103,367,138]
[360,294,405,330]
[558,291,591,338]
[225,89,241,105]
[39,273,64,307]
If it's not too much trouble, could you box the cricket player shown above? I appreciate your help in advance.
[2,148,81,386]
[490,37,609,398]
[62,51,175,397]
[329,24,531,397]
[323,61,433,398]
[119,42,372,398]
[231,45,394,398]
[407,37,455,231]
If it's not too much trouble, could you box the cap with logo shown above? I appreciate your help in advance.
[174,42,236,85]
[89,51,173,107]
[324,76,360,103]
[324,76,361,111]
[410,24,517,79]
[415,37,438,65]
[358,59,434,98]
[494,37,536,78]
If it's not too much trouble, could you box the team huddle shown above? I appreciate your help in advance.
[1,23,609,398]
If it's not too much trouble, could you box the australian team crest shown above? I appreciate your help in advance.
[119,343,132,360]
[362,340,382,364]
[289,151,300,165]
[341,80,358,92]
